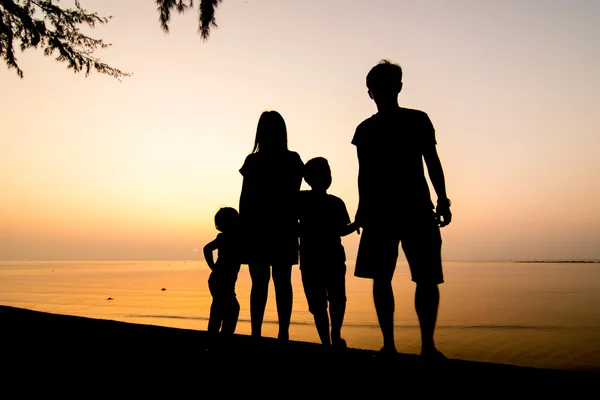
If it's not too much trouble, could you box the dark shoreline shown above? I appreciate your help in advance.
[1,305,597,393]
[514,260,600,263]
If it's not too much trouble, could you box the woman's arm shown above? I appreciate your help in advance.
[239,156,256,231]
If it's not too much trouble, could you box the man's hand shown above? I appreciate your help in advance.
[436,199,452,227]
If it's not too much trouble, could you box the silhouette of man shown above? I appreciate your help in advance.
[352,60,452,359]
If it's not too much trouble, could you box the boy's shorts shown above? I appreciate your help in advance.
[301,264,346,315]
[354,216,444,284]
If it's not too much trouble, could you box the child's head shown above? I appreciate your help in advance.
[366,59,403,100]
[304,157,332,192]
[214,207,239,233]
[252,110,288,153]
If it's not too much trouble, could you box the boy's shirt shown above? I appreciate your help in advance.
[297,190,350,268]
[352,107,437,227]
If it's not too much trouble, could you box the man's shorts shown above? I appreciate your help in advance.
[301,264,346,315]
[354,215,444,284]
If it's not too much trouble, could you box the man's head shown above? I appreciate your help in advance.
[304,157,332,192]
[366,59,403,102]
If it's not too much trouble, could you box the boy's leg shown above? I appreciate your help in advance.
[328,267,347,347]
[373,278,396,352]
[272,264,293,341]
[312,311,331,346]
[248,263,270,337]
[302,269,330,346]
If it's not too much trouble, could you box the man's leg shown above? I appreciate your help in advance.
[415,282,441,355]
[404,215,445,359]
[356,228,399,353]
[373,278,396,352]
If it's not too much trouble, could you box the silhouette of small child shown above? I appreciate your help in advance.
[203,207,242,337]
[297,157,359,349]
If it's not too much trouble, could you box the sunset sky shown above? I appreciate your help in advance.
[1,0,599,261]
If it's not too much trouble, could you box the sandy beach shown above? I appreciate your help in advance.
[1,305,597,395]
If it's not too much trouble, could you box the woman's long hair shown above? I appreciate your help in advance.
[252,111,288,153]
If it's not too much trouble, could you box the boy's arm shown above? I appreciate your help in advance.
[340,221,360,237]
[423,146,452,227]
[203,239,218,270]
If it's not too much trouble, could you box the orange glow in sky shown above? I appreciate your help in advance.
[1,0,599,261]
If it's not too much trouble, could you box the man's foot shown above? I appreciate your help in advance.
[374,345,398,359]
[332,338,347,351]
[421,348,447,362]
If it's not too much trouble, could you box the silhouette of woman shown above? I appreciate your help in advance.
[239,111,304,341]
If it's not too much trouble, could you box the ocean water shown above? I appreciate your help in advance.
[1,260,599,372]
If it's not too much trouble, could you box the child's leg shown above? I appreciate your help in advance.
[221,295,240,335]
[207,278,224,334]
[207,298,222,334]
[301,269,330,346]
[312,309,331,346]
[328,267,347,346]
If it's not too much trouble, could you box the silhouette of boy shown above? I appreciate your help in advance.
[298,157,359,349]
[352,60,452,359]
[203,207,242,337]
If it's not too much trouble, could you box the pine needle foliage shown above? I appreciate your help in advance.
[155,0,223,40]
[0,0,130,79]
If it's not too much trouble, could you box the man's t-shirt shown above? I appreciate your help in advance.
[352,107,436,227]
[298,190,351,268]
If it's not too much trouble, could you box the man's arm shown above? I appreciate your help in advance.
[203,239,218,270]
[355,146,369,227]
[423,146,452,227]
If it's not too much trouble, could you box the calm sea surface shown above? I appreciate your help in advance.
[1,260,599,372]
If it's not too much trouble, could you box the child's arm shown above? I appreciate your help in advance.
[340,221,360,237]
[203,239,219,270]
[423,146,452,227]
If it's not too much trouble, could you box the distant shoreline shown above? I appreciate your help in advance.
[514,260,600,264]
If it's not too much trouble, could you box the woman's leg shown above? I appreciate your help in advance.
[249,263,270,337]
[272,264,293,341]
